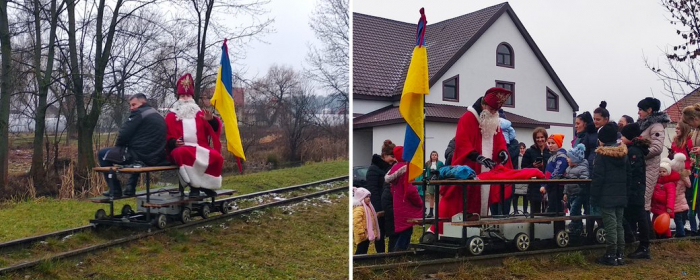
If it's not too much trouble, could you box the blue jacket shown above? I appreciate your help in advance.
[545,148,568,191]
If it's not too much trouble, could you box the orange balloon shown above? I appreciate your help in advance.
[654,212,671,234]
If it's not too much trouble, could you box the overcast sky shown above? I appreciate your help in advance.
[233,0,322,83]
[353,0,687,121]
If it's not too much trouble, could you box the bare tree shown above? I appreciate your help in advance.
[647,0,700,100]
[282,83,318,162]
[248,64,298,127]
[175,0,273,101]
[27,0,65,191]
[0,0,13,190]
[306,0,348,126]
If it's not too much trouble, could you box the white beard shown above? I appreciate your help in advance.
[171,99,201,121]
[478,109,500,136]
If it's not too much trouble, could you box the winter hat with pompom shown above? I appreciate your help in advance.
[660,158,672,174]
[353,187,371,206]
[567,143,586,164]
[670,153,687,172]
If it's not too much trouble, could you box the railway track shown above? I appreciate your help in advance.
[0,176,348,274]
[354,236,700,275]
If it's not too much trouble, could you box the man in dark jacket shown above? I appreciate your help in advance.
[620,123,652,259]
[444,138,455,166]
[98,94,167,197]
[591,122,628,266]
[363,154,394,253]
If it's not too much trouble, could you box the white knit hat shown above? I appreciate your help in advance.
[660,160,672,174]
[671,153,687,172]
[353,187,371,206]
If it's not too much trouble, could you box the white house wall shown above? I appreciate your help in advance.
[427,12,575,124]
[354,129,374,166]
[353,99,392,116]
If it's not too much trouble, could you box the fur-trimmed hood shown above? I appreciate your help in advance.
[629,137,651,156]
[638,112,670,131]
[595,144,628,158]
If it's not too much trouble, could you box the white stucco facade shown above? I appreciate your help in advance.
[353,10,579,167]
[353,99,392,116]
[426,12,575,124]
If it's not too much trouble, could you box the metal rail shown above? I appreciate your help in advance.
[354,236,700,274]
[0,176,347,252]
[0,183,348,275]
[0,225,95,252]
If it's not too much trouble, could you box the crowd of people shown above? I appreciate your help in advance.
[353,88,700,267]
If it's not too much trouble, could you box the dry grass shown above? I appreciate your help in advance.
[356,240,700,279]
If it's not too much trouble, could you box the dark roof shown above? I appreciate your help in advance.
[353,3,578,111]
[353,103,570,129]
[662,88,700,123]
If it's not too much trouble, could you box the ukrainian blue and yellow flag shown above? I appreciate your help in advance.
[399,8,429,181]
[211,39,246,171]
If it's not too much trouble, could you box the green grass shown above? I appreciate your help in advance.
[6,191,349,279]
[0,160,348,242]
[222,160,348,194]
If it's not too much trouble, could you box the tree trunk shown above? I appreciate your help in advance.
[67,0,90,183]
[30,0,61,193]
[0,0,13,191]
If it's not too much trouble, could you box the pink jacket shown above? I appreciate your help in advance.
[652,172,678,217]
[674,171,691,213]
[385,162,423,233]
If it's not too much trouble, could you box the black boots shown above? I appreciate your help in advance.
[103,177,122,198]
[189,187,217,197]
[596,254,618,266]
[426,208,434,218]
[616,253,625,265]
[189,188,201,197]
[628,245,651,259]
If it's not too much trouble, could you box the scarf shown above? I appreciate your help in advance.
[353,188,380,241]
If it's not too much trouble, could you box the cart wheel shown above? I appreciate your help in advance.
[220,201,233,214]
[467,236,485,256]
[94,209,107,220]
[121,204,133,216]
[180,207,192,224]
[555,230,570,248]
[155,214,167,229]
[513,233,531,252]
[420,231,437,244]
[201,203,211,219]
[594,226,606,244]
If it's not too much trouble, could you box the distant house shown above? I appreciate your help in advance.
[662,88,700,124]
[660,88,700,159]
[353,2,579,166]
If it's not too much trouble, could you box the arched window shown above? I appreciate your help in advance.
[496,43,514,67]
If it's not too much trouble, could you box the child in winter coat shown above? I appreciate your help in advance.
[563,144,589,235]
[353,187,381,255]
[652,161,678,238]
[668,154,692,237]
[620,123,652,259]
[384,146,423,251]
[591,123,628,266]
[542,134,568,213]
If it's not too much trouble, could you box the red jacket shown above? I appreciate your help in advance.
[671,136,693,170]
[385,162,423,233]
[652,171,679,217]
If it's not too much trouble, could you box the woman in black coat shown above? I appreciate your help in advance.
[521,127,551,214]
